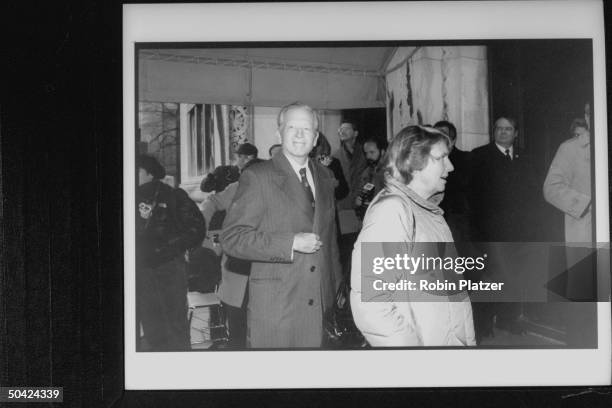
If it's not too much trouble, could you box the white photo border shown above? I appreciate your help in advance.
[123,1,610,389]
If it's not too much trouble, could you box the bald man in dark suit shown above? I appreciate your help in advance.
[469,116,539,340]
[221,102,342,348]
[470,117,537,242]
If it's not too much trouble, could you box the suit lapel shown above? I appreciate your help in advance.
[489,143,505,161]
[311,161,333,234]
[271,153,315,221]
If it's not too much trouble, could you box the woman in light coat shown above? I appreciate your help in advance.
[350,125,476,347]
[543,118,593,306]
[543,118,591,243]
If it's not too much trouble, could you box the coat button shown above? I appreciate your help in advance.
[308,299,314,306]
[310,266,316,272]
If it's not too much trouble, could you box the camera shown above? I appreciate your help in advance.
[355,182,375,219]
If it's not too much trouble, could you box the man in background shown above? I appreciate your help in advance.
[333,121,367,210]
[333,121,368,280]
[354,138,387,220]
[469,117,539,340]
[470,117,537,243]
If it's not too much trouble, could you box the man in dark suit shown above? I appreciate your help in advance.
[469,116,538,339]
[470,117,537,241]
[221,102,342,348]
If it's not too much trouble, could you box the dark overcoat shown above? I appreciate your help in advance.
[469,142,538,242]
[221,152,342,348]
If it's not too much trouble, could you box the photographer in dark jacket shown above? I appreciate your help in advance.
[354,137,387,220]
[136,155,206,351]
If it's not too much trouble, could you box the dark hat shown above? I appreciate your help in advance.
[137,155,166,180]
[236,142,258,157]
[200,165,240,193]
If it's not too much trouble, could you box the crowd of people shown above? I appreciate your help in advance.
[135,102,592,351]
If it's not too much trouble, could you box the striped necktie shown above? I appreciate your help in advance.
[299,168,315,211]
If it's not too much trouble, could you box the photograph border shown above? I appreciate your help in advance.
[123,1,611,390]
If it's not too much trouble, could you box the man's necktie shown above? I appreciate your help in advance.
[504,149,512,161]
[299,168,315,211]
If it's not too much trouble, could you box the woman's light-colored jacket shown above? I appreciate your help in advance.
[350,178,476,347]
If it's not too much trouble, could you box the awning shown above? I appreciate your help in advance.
[138,47,394,109]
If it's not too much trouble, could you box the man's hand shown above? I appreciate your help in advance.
[355,196,363,207]
[292,233,323,253]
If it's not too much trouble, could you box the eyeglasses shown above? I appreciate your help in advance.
[495,126,515,132]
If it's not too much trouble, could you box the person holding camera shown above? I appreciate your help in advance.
[136,155,206,351]
[354,138,387,220]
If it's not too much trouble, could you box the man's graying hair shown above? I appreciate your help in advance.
[277,102,319,130]
[494,116,518,130]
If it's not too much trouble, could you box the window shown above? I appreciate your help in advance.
[181,104,250,186]
[138,102,180,185]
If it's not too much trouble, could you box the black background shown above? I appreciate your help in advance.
[2,1,611,407]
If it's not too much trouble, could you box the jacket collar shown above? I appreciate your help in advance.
[385,177,444,214]
[270,152,321,220]
[271,151,334,180]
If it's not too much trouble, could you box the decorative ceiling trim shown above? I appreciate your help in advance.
[139,50,383,78]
